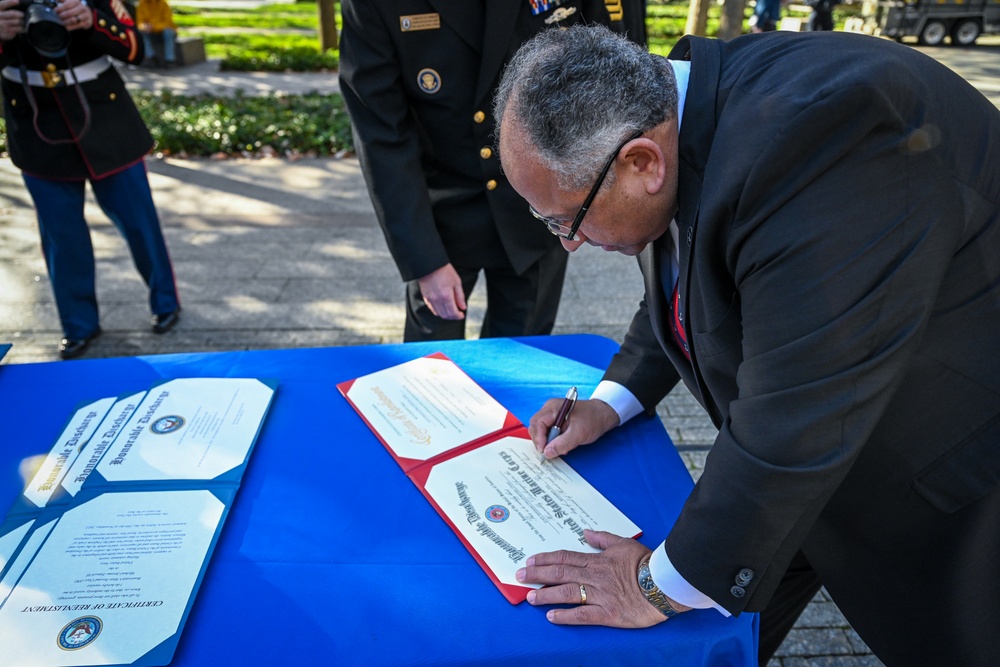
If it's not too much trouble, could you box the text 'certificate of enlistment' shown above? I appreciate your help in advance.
[422,435,640,594]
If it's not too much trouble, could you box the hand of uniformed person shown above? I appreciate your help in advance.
[55,0,92,31]
[0,0,24,41]
[516,529,689,627]
[417,263,467,321]
[529,397,619,461]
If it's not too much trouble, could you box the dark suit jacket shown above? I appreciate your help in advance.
[605,32,1000,662]
[1,0,153,179]
[339,0,612,282]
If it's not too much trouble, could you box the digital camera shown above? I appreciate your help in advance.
[16,0,70,58]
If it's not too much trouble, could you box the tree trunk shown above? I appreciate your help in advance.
[318,0,339,52]
[685,0,710,36]
[717,0,748,40]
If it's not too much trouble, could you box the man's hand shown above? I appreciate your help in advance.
[516,529,689,627]
[417,264,466,321]
[0,0,24,42]
[55,0,92,31]
[528,397,619,460]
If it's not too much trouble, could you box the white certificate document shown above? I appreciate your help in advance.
[98,378,274,482]
[0,490,223,666]
[0,376,276,665]
[341,353,640,603]
[341,354,514,465]
[421,434,641,602]
[22,397,116,509]
[62,393,145,497]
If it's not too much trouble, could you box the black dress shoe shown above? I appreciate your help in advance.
[152,308,181,334]
[59,328,101,360]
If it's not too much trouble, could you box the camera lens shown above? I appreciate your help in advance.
[25,3,70,58]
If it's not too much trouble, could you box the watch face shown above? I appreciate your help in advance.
[639,564,655,592]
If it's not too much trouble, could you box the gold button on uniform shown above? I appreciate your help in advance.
[486,180,497,191]
[480,147,493,160]
[473,111,485,123]
[109,93,116,100]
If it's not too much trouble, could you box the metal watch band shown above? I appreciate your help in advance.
[638,556,681,618]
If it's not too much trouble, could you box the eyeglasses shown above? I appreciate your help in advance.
[529,130,643,241]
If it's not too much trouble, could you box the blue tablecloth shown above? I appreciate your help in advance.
[0,335,757,666]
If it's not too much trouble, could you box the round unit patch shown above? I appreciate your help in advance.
[417,68,442,94]
[150,415,185,434]
[57,616,102,651]
[485,504,509,523]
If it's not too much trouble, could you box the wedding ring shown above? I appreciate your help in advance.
[579,583,588,604]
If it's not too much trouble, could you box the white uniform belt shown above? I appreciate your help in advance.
[1,57,112,88]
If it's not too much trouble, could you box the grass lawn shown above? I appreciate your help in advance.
[172,1,860,64]
[173,0,340,64]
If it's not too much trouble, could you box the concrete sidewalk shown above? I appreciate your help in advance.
[6,42,997,664]
[115,58,343,97]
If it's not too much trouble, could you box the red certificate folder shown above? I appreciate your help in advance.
[338,352,521,472]
[339,353,641,604]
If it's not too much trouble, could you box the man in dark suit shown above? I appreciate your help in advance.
[495,26,1000,665]
[1,0,181,358]
[338,0,613,342]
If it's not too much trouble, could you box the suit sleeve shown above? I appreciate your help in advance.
[338,0,450,282]
[665,80,972,614]
[603,295,680,410]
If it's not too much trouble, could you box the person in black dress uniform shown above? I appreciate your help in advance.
[339,0,616,342]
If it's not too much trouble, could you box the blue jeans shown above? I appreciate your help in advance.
[142,28,176,63]
[23,161,180,339]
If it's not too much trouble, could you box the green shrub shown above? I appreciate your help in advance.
[131,90,354,157]
[1,91,352,158]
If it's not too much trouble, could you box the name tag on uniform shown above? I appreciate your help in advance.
[400,13,441,32]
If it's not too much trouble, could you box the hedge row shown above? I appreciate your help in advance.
[0,90,354,159]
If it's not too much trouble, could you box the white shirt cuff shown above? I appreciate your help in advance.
[590,380,645,424]
[649,541,731,617]
[594,381,730,617]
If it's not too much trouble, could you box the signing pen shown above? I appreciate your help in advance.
[542,386,578,461]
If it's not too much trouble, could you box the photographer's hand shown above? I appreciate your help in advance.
[55,0,91,31]
[0,0,25,42]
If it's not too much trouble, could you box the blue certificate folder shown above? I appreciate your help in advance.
[0,377,276,667]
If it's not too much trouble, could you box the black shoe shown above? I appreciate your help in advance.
[152,308,181,334]
[59,328,101,360]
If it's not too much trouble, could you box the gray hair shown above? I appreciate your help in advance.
[495,24,678,191]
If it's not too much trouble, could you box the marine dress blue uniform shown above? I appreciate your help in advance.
[1,0,180,357]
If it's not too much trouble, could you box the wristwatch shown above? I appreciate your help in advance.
[637,556,681,618]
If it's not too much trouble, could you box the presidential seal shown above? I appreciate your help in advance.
[150,415,185,434]
[485,504,510,523]
[417,68,441,94]
[57,616,102,651]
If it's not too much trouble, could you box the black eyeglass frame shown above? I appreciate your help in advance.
[529,129,644,241]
